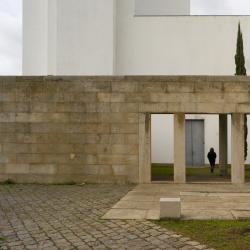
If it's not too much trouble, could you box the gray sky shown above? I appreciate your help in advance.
[0,0,22,75]
[192,0,250,15]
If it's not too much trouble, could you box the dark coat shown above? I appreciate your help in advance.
[207,151,216,164]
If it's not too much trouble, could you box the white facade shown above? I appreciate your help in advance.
[23,0,116,75]
[23,0,250,76]
[23,0,49,75]
[116,0,250,75]
[23,0,250,164]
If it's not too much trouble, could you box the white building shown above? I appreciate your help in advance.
[22,0,250,164]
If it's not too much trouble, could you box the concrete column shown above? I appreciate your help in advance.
[174,113,186,183]
[139,113,151,183]
[231,113,245,184]
[219,114,228,176]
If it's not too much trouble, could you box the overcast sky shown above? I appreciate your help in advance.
[192,0,250,15]
[0,0,22,75]
[1,0,250,75]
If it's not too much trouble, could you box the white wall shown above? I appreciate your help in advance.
[116,0,250,75]
[151,114,174,163]
[47,0,57,75]
[22,0,49,75]
[56,0,115,75]
[23,0,116,75]
[23,0,250,76]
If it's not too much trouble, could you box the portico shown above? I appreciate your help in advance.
[173,112,245,184]
[137,76,249,185]
[140,112,245,184]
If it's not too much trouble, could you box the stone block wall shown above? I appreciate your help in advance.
[0,76,140,183]
[0,76,250,183]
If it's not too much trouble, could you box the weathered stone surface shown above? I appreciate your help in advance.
[231,113,245,184]
[174,113,186,184]
[0,184,209,249]
[111,103,139,113]
[111,124,138,134]
[29,164,56,174]
[0,76,250,183]
[5,164,30,174]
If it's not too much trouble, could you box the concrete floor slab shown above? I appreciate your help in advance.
[102,183,250,220]
[182,209,234,220]
[231,210,250,219]
[146,209,160,220]
[113,200,159,209]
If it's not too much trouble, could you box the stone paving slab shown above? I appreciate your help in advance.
[231,210,250,220]
[182,209,234,220]
[0,184,210,250]
[103,183,250,220]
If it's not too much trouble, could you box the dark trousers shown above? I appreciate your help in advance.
[209,161,215,173]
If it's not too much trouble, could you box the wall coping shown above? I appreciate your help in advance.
[1,75,250,83]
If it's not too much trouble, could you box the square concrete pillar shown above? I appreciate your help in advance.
[139,113,151,183]
[231,113,245,184]
[174,113,186,183]
[219,114,228,176]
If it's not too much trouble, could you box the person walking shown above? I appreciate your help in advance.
[207,148,217,173]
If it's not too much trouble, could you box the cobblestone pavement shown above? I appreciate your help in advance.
[0,184,212,250]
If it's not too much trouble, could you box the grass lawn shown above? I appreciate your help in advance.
[151,164,250,181]
[155,220,250,250]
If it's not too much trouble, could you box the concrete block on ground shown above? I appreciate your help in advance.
[160,197,181,219]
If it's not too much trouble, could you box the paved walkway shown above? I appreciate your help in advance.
[0,184,210,250]
[103,183,250,220]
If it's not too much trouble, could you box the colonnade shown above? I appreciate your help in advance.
[174,113,245,184]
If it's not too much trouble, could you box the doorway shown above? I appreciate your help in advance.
[185,119,205,166]
[151,114,174,181]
